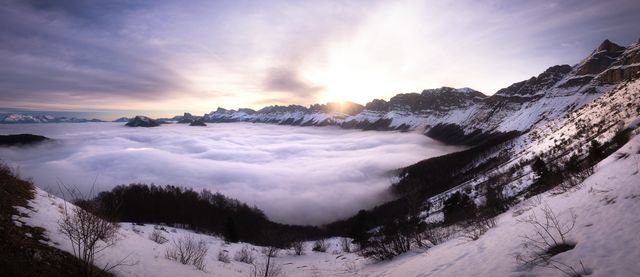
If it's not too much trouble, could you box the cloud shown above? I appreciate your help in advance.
[0,122,460,225]
[1,0,639,111]
[261,68,324,103]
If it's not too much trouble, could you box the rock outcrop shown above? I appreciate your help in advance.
[125,116,160,127]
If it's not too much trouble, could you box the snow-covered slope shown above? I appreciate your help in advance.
[16,190,365,277]
[359,134,640,277]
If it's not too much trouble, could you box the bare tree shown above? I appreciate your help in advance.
[165,234,208,271]
[58,204,120,276]
[250,247,283,277]
[56,180,131,276]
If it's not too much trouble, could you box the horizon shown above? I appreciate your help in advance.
[1,0,639,116]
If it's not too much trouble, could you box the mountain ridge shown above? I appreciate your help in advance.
[193,40,639,145]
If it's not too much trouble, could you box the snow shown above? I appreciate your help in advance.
[17,191,365,276]
[357,135,640,276]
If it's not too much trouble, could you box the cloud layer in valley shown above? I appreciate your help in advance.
[0,123,461,225]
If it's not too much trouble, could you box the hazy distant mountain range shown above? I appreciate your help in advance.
[0,113,104,124]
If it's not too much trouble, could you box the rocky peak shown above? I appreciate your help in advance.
[189,118,207,126]
[596,39,625,53]
[575,39,626,76]
[364,99,390,112]
[386,87,485,112]
[421,87,486,99]
[495,64,571,98]
[309,102,364,115]
[595,41,640,84]
[257,105,307,114]
[125,116,160,127]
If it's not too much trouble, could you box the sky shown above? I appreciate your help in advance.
[0,122,460,225]
[1,0,639,117]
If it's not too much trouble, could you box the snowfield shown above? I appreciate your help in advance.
[15,134,640,276]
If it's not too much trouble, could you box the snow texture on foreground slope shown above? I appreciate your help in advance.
[359,135,640,277]
[14,135,640,276]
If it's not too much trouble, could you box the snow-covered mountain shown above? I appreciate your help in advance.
[199,39,640,144]
[0,113,104,124]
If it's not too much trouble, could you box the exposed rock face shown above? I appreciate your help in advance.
[365,99,390,112]
[494,65,572,100]
[189,118,207,126]
[560,39,629,88]
[595,42,640,84]
[177,112,196,123]
[309,102,365,115]
[113,117,130,123]
[125,116,160,127]
[575,39,626,76]
[381,87,486,112]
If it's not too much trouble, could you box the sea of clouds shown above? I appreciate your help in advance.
[0,122,461,225]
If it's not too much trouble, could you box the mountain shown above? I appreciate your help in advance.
[113,117,130,122]
[0,113,104,124]
[192,40,639,146]
[189,118,207,126]
[125,115,161,127]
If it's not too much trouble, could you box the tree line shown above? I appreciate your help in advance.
[81,184,324,246]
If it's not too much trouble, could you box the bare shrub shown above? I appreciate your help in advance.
[250,247,282,277]
[58,204,120,276]
[165,235,208,271]
[360,229,412,261]
[516,203,587,276]
[234,245,256,264]
[217,250,230,263]
[461,216,496,241]
[359,215,437,261]
[148,229,168,244]
[422,224,454,245]
[340,237,351,253]
[250,258,283,277]
[312,239,327,252]
[291,241,305,255]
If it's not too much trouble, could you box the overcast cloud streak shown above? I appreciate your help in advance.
[0,123,461,225]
